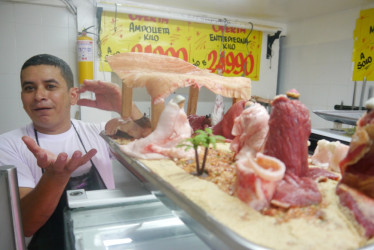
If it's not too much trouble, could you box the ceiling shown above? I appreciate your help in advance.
[112,0,374,23]
[4,0,374,23]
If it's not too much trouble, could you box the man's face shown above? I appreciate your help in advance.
[21,65,78,134]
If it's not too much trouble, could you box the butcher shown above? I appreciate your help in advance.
[0,54,139,250]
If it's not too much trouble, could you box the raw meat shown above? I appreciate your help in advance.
[107,52,251,104]
[230,102,269,158]
[271,172,322,209]
[339,109,374,198]
[187,114,211,132]
[119,95,193,159]
[263,95,325,208]
[105,116,152,139]
[235,152,286,210]
[336,184,374,238]
[310,139,349,172]
[212,100,247,140]
[264,95,311,177]
[336,106,374,238]
[305,167,339,182]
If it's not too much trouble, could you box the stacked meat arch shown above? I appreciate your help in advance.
[106,52,251,138]
[234,95,338,211]
[336,107,374,238]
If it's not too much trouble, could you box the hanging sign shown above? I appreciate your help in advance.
[352,8,374,81]
[99,11,262,80]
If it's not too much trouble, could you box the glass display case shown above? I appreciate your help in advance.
[64,192,210,250]
[63,133,265,250]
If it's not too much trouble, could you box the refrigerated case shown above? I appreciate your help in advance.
[63,134,268,250]
[64,191,211,250]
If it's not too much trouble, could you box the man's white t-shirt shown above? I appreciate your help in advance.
[0,119,115,189]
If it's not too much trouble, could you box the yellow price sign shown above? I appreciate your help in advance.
[99,12,262,80]
[352,8,374,81]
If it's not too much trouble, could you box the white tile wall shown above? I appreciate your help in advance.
[278,4,374,129]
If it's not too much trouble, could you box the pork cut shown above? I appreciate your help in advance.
[212,100,247,140]
[230,102,269,158]
[310,139,349,173]
[235,152,285,210]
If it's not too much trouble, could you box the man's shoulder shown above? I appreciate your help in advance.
[0,124,31,141]
[0,124,31,152]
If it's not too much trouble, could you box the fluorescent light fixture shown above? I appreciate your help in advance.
[103,238,133,247]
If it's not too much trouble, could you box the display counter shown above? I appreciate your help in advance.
[63,133,267,250]
[63,132,373,250]
[64,190,210,250]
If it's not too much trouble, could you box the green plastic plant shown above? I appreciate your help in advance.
[178,127,225,175]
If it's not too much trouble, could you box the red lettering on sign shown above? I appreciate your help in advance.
[212,25,247,34]
[207,50,253,76]
[131,44,188,61]
[128,15,169,24]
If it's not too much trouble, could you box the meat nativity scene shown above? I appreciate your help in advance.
[103,52,374,250]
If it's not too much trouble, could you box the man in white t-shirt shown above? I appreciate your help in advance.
[0,54,142,250]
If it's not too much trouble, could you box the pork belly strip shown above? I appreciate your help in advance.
[230,102,269,157]
[235,152,285,211]
[107,52,251,103]
[339,110,374,199]
[336,109,374,238]
[336,184,374,238]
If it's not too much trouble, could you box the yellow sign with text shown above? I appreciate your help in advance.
[99,12,262,80]
[352,8,374,81]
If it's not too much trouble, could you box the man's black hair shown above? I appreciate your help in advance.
[21,54,74,89]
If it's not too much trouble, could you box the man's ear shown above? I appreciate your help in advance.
[70,87,79,105]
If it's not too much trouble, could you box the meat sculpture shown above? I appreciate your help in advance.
[336,101,374,238]
[107,52,251,104]
[235,95,338,210]
[119,95,194,159]
[263,95,326,208]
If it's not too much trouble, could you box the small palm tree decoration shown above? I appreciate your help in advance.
[178,128,225,175]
